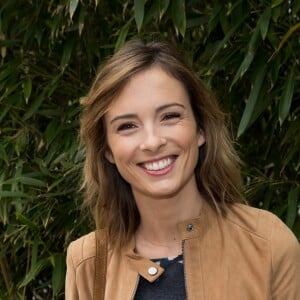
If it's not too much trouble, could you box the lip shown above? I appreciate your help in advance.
[138,155,177,176]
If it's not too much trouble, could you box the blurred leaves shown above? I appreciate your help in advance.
[286,187,299,229]
[231,22,261,87]
[69,0,79,19]
[279,64,296,125]
[171,0,186,37]
[51,253,65,296]
[134,0,145,32]
[0,0,299,298]
[259,8,271,40]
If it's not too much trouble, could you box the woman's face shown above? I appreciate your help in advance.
[104,66,205,200]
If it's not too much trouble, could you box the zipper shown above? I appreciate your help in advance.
[182,240,189,300]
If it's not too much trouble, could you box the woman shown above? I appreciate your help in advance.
[65,40,300,299]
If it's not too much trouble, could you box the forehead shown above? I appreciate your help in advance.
[105,66,190,117]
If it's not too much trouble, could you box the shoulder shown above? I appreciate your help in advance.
[225,203,294,240]
[225,203,299,257]
[66,231,96,269]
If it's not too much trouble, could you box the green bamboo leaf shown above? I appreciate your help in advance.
[227,0,243,18]
[0,144,8,165]
[78,6,86,36]
[0,63,18,81]
[219,9,230,34]
[14,128,29,156]
[23,78,32,104]
[292,1,300,15]
[237,64,267,137]
[279,65,295,125]
[0,199,9,225]
[52,152,68,166]
[15,212,39,231]
[262,188,273,210]
[45,142,60,165]
[281,145,299,174]
[51,253,65,295]
[231,24,261,88]
[186,16,208,29]
[0,191,29,198]
[208,2,223,33]
[280,119,300,172]
[259,8,271,40]
[115,19,132,52]
[4,176,45,187]
[171,0,186,37]
[69,0,79,19]
[271,5,281,22]
[159,0,170,20]
[19,258,49,287]
[23,91,46,120]
[286,187,299,229]
[30,237,39,269]
[134,0,145,32]
[247,92,271,130]
[61,38,75,71]
[0,103,10,122]
[44,119,60,145]
[34,26,43,48]
[47,74,62,97]
[142,1,159,25]
[271,0,284,8]
[209,14,248,62]
[0,81,21,101]
[270,55,280,85]
[48,177,66,192]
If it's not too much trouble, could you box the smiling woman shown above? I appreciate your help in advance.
[65,40,300,299]
[104,67,204,206]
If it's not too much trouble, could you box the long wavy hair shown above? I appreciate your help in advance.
[80,40,244,249]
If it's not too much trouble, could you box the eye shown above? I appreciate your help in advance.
[162,112,181,121]
[117,123,137,131]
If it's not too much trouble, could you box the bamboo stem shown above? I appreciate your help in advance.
[0,256,16,299]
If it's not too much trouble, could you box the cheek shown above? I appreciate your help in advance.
[178,126,201,149]
[181,130,203,165]
[108,138,133,166]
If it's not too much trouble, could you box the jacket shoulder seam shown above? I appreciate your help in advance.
[225,206,274,242]
[68,231,96,270]
[226,218,270,241]
[73,255,96,270]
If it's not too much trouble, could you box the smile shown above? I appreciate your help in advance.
[140,156,176,171]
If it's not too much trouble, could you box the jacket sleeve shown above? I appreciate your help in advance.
[65,232,96,300]
[270,215,300,299]
[65,241,79,300]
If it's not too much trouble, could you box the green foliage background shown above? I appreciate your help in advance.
[0,0,299,298]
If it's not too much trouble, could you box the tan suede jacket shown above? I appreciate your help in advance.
[65,201,300,299]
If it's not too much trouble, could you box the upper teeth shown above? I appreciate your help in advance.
[144,158,173,171]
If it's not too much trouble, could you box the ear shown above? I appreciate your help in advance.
[197,129,205,147]
[105,150,115,164]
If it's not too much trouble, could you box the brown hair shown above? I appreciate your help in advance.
[80,40,244,249]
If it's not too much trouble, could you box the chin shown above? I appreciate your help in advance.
[146,186,182,199]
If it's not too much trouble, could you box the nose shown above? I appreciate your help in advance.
[139,128,167,152]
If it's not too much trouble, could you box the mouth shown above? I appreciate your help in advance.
[139,156,177,171]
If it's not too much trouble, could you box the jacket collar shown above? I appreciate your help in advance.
[122,199,218,282]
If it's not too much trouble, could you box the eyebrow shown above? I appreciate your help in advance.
[110,102,185,124]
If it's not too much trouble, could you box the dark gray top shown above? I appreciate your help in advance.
[134,254,186,300]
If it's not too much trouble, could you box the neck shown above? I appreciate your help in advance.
[139,196,202,234]
[133,182,204,249]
